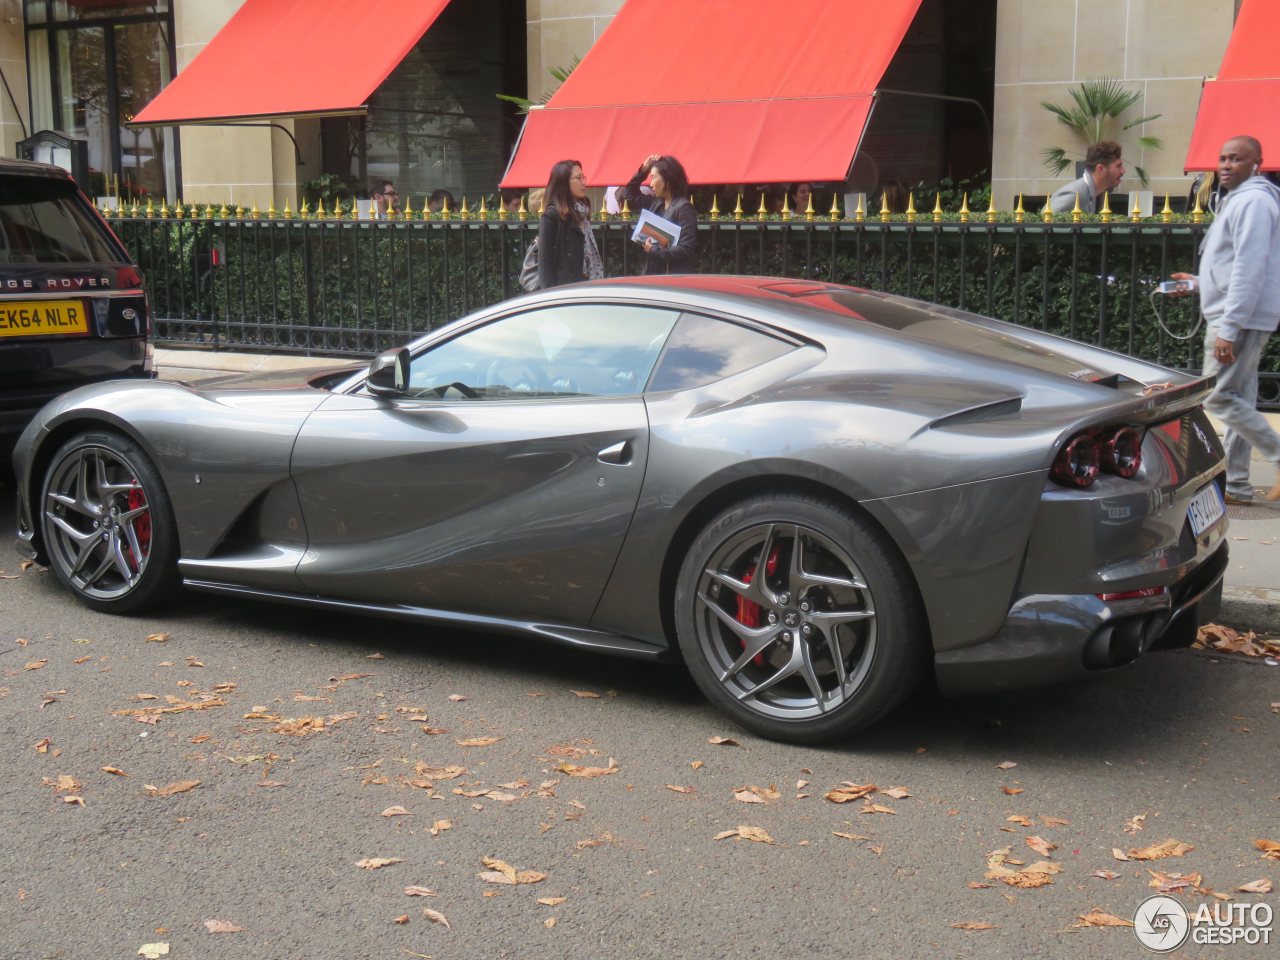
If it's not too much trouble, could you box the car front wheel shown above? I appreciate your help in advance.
[40,430,178,613]
[675,494,925,743]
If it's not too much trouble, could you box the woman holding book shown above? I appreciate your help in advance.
[620,154,698,275]
[537,160,604,289]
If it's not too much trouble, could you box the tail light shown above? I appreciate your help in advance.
[115,265,143,290]
[1051,425,1145,488]
[1101,426,1142,478]
[1051,433,1100,488]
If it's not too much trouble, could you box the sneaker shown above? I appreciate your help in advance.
[1225,492,1254,506]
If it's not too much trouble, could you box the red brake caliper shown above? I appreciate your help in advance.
[735,546,780,666]
[123,483,150,571]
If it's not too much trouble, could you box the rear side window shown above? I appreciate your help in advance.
[0,176,119,265]
[648,313,796,392]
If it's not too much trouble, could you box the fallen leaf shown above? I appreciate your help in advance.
[144,780,200,797]
[951,922,995,931]
[415,763,466,780]
[73,656,92,664]
[707,736,740,746]
[1073,909,1133,928]
[1001,786,1024,796]
[203,920,243,934]
[24,659,47,671]
[393,915,409,925]
[455,737,502,747]
[422,908,450,929]
[448,694,467,702]
[419,725,448,735]
[861,802,896,815]
[1146,869,1203,893]
[1124,813,1147,835]
[32,738,51,754]
[334,673,376,682]
[1007,815,1033,827]
[575,834,614,849]
[430,819,451,837]
[1129,839,1195,861]
[538,897,567,906]
[556,759,619,779]
[571,690,601,698]
[43,775,81,794]
[1112,848,1131,861]
[733,785,780,804]
[404,886,436,897]
[185,657,204,668]
[996,761,1017,770]
[101,766,128,777]
[544,917,557,929]
[63,795,85,807]
[137,945,169,959]
[1092,869,1122,880]
[257,780,287,789]
[1237,878,1273,894]
[478,857,546,884]
[1256,840,1280,861]
[824,783,878,803]
[272,717,326,736]
[736,825,775,844]
[882,786,912,799]
[1040,816,1070,827]
[967,882,991,889]
[381,806,412,817]
[832,832,872,842]
[1026,836,1057,858]
[366,652,385,659]
[666,784,694,794]
[356,857,404,870]
[145,633,170,643]
[713,829,740,841]
[691,760,704,770]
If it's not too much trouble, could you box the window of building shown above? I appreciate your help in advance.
[320,0,525,209]
[24,0,179,202]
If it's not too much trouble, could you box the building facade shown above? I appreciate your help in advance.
[0,0,1248,209]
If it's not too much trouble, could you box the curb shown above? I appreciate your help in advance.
[1218,586,1280,635]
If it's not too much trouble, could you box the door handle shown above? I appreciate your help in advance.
[597,440,632,465]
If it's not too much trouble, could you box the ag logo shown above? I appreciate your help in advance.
[1134,894,1191,952]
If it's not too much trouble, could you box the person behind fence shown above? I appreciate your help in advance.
[370,179,397,217]
[427,189,455,214]
[1050,140,1124,214]
[621,154,698,275]
[790,182,813,215]
[500,187,525,214]
[1168,134,1280,504]
[536,159,604,289]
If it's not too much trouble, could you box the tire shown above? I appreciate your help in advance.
[674,493,926,744]
[40,430,179,614]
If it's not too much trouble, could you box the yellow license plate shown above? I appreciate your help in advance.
[0,299,89,337]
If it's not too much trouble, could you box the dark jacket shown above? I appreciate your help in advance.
[621,167,698,275]
[537,205,590,288]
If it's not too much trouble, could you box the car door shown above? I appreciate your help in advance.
[290,301,678,624]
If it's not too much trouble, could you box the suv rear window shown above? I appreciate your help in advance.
[0,176,119,265]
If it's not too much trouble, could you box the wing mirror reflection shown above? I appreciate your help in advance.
[367,347,410,397]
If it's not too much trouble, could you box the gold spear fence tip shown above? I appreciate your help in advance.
[906,191,917,222]
[1161,192,1174,223]
[1100,191,1113,223]
[709,195,720,220]
[805,194,816,221]
[879,191,890,222]
[830,193,841,221]
[932,192,943,222]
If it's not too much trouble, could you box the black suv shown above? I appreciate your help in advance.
[0,159,152,458]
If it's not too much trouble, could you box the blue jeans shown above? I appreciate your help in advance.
[1203,324,1280,499]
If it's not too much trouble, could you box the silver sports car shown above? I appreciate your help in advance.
[12,276,1229,743]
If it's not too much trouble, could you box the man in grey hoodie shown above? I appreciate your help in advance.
[1172,135,1280,503]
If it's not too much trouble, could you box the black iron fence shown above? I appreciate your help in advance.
[108,207,1280,381]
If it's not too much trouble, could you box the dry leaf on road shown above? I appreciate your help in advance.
[1129,839,1194,861]
[556,758,618,778]
[447,694,467,702]
[1001,786,1024,796]
[24,659,47,671]
[380,806,412,817]
[1073,909,1133,928]
[455,737,502,747]
[1026,836,1057,858]
[538,897,567,906]
[1124,813,1147,834]
[861,802,896,815]
[1255,840,1280,861]
[832,832,871,842]
[202,920,243,934]
[707,736,740,746]
[137,945,169,959]
[143,780,200,797]
[404,886,436,897]
[1237,878,1273,894]
[478,856,545,884]
[733,785,780,804]
[666,784,694,794]
[1040,815,1070,827]
[996,761,1017,770]
[882,786,912,799]
[1092,869,1121,880]
[951,922,995,931]
[422,908,451,929]
[570,690,601,698]
[101,766,127,776]
[824,783,877,803]
[145,633,170,643]
[356,857,404,870]
[430,820,451,836]
[1112,848,1131,861]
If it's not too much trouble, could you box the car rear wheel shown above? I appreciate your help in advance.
[675,494,925,744]
[40,430,178,613]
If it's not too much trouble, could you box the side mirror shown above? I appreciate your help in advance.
[367,347,410,397]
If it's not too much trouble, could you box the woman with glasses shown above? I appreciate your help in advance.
[537,160,604,289]
[620,154,698,275]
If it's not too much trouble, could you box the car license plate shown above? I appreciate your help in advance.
[1187,482,1225,537]
[0,299,89,337]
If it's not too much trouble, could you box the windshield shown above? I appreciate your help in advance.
[0,176,120,265]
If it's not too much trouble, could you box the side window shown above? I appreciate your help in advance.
[405,303,678,400]
[648,313,796,392]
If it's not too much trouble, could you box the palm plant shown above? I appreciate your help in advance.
[1041,77,1163,186]
[497,57,582,114]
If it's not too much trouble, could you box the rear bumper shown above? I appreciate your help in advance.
[934,541,1227,696]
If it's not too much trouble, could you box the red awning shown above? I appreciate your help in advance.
[132,0,450,125]
[1185,0,1280,171]
[500,0,921,188]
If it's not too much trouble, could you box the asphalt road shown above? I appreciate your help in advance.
[1,485,1277,960]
